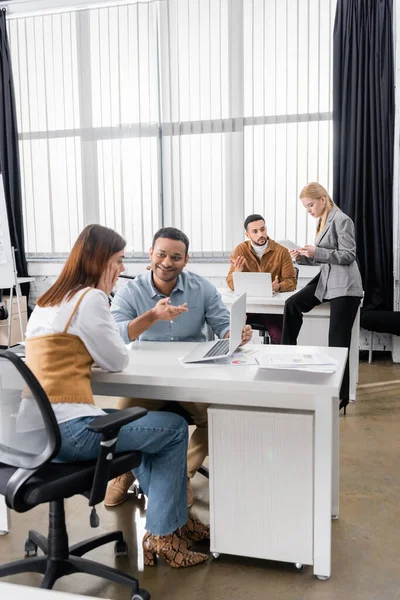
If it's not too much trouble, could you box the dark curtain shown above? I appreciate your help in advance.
[0,8,29,299]
[333,0,395,311]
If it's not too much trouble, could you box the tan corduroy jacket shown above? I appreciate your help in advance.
[226,239,297,292]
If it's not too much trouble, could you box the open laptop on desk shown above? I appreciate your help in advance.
[181,293,246,363]
[233,272,275,298]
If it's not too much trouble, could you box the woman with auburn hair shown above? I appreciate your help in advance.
[25,224,209,568]
[281,183,363,414]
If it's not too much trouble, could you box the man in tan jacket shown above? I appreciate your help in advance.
[227,214,297,343]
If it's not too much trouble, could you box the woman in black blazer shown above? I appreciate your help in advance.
[281,182,363,413]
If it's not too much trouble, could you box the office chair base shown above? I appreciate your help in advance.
[0,500,150,598]
[25,529,127,559]
[0,553,147,593]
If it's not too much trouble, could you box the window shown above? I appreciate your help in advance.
[8,0,336,256]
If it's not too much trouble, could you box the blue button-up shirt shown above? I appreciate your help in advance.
[111,270,231,344]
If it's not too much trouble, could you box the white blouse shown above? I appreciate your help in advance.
[26,287,129,425]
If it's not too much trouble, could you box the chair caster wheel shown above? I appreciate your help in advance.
[132,588,150,600]
[114,540,128,556]
[316,575,330,581]
[295,563,304,570]
[212,552,220,559]
[135,485,144,498]
[24,539,38,557]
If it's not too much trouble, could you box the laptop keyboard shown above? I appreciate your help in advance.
[203,339,230,358]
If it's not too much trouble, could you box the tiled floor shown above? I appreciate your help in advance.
[1,353,400,599]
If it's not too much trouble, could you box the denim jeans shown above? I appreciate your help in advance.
[55,410,188,536]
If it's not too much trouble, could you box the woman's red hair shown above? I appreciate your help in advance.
[38,225,126,307]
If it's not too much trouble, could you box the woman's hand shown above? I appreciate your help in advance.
[289,248,301,261]
[97,261,120,296]
[298,245,316,258]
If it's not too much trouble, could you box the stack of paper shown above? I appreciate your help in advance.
[256,352,338,373]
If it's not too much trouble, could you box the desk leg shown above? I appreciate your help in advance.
[7,286,13,349]
[0,495,9,535]
[331,396,339,519]
[313,396,332,580]
[15,283,24,342]
[349,306,360,401]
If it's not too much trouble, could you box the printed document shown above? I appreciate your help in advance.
[256,352,338,373]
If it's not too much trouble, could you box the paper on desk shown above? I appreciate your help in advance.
[256,352,338,373]
[276,239,300,250]
[179,347,259,368]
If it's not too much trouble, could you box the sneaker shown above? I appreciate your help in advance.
[104,471,135,507]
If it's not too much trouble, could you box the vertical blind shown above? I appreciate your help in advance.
[7,0,336,255]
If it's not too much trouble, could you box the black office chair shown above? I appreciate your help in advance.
[0,351,150,599]
[248,266,299,345]
[109,274,136,306]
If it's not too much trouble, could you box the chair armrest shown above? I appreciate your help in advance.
[87,407,147,510]
[87,407,147,436]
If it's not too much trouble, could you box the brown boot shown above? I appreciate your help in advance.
[142,530,208,568]
[180,515,210,543]
[104,471,135,507]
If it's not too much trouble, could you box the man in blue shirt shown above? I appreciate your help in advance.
[105,227,252,509]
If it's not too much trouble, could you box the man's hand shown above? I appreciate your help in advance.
[240,324,253,346]
[151,297,188,321]
[225,324,253,346]
[272,275,281,292]
[298,245,316,258]
[230,255,247,272]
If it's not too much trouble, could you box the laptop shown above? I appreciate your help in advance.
[181,293,247,363]
[233,272,275,298]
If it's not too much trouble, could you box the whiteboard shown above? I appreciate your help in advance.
[0,173,15,288]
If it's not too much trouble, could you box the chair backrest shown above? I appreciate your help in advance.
[0,352,61,471]
[109,274,136,304]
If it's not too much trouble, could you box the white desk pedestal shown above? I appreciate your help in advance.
[209,407,314,566]
[298,308,360,401]
[209,398,338,579]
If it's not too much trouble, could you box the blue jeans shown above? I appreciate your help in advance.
[55,411,188,536]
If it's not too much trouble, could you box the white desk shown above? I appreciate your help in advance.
[1,343,346,580]
[90,342,346,580]
[0,581,106,598]
[218,288,360,401]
